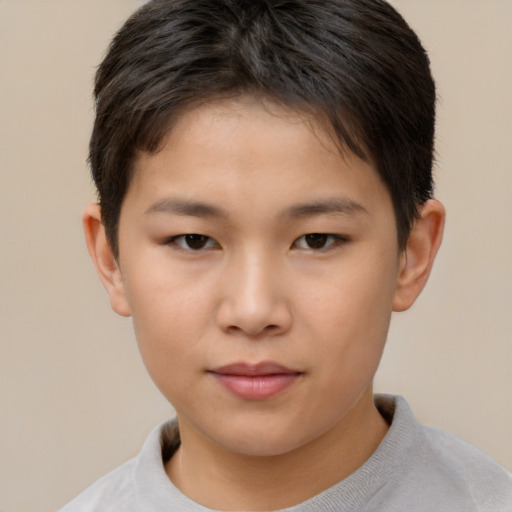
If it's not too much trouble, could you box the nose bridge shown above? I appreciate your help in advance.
[217,245,291,336]
[237,248,276,307]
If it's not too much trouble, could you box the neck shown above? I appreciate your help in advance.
[166,389,389,511]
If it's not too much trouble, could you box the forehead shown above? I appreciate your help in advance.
[127,96,390,219]
[158,96,338,163]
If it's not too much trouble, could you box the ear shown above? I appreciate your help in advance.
[82,203,131,317]
[393,199,445,312]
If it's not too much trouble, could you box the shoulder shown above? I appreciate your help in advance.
[58,458,137,512]
[58,419,181,512]
[378,395,512,512]
[419,423,512,510]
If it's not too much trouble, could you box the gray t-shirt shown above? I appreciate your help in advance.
[59,395,512,511]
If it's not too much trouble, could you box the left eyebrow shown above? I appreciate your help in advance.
[284,198,368,218]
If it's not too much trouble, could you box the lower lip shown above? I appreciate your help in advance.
[211,373,301,400]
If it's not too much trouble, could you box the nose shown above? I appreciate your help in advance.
[215,251,293,338]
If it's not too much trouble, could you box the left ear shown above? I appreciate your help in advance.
[393,199,445,312]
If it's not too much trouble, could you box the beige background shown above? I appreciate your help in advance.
[0,1,511,511]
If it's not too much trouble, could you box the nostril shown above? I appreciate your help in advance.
[215,293,293,337]
[225,323,281,338]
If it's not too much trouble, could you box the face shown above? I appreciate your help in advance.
[114,97,404,457]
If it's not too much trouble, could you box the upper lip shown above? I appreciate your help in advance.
[209,362,301,376]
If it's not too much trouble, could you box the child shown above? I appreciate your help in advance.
[60,0,512,510]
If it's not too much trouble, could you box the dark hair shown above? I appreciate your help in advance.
[90,0,436,256]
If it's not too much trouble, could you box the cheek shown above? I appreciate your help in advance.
[300,256,397,378]
[304,255,396,332]
[122,264,216,384]
[124,250,215,334]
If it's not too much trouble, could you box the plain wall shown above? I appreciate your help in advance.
[0,1,510,511]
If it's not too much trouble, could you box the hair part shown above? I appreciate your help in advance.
[90,0,436,257]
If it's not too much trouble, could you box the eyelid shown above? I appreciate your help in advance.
[293,233,348,250]
[165,234,220,251]
[161,233,348,251]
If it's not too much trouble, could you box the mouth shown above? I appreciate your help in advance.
[208,362,303,401]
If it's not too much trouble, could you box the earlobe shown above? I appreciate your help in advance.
[392,199,445,312]
[82,204,132,317]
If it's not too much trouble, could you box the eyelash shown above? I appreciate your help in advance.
[165,233,348,252]
[166,234,219,251]
[293,233,347,251]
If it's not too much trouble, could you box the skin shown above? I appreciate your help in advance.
[84,96,445,511]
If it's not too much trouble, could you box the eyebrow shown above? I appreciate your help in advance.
[284,198,368,218]
[144,198,228,218]
[144,197,368,219]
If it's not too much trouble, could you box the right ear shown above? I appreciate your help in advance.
[82,203,131,317]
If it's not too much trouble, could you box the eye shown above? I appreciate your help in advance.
[293,233,345,250]
[169,234,219,251]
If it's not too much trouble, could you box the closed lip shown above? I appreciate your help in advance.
[208,361,303,400]
[209,361,302,376]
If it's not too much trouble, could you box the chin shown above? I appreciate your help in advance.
[208,419,323,459]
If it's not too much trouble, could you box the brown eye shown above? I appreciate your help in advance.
[294,233,344,250]
[304,233,329,249]
[172,234,218,250]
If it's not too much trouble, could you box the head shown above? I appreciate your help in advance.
[83,0,445,478]
[90,0,437,257]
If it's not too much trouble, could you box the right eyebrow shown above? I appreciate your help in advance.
[143,198,228,219]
